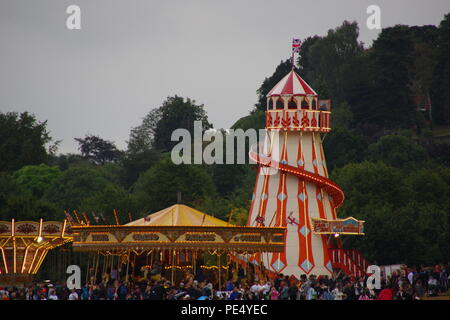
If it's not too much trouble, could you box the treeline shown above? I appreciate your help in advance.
[1,15,450,266]
[0,97,252,227]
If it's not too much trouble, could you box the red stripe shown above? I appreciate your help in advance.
[267,72,290,96]
[279,71,294,95]
[294,72,317,96]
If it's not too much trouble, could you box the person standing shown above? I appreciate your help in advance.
[377,284,394,300]
[331,283,344,300]
[48,289,58,300]
[414,280,425,300]
[68,289,79,300]
[270,286,280,300]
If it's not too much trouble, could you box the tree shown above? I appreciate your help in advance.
[75,134,123,165]
[331,102,354,129]
[13,164,61,198]
[0,172,60,221]
[1,194,60,221]
[231,111,265,131]
[0,112,53,171]
[332,162,410,263]
[366,135,428,168]
[133,155,216,214]
[300,21,365,105]
[323,128,368,171]
[332,161,450,265]
[127,107,162,154]
[0,172,22,211]
[332,161,410,214]
[431,13,450,125]
[369,25,415,128]
[121,149,161,188]
[129,96,212,153]
[154,96,212,151]
[44,166,121,210]
[79,184,138,224]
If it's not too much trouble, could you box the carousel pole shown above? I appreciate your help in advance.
[150,250,153,267]
[193,250,196,277]
[125,250,130,283]
[117,253,121,281]
[85,252,91,285]
[102,253,107,276]
[110,253,114,274]
[132,252,137,278]
[94,251,100,284]
[171,249,175,284]
[218,252,221,290]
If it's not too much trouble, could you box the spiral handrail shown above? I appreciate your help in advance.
[249,143,345,209]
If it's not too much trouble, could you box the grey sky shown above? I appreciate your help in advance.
[1,0,449,154]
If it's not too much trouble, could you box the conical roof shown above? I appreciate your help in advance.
[267,70,317,97]
[125,204,230,227]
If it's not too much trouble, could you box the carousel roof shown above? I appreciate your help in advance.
[70,204,285,253]
[267,70,317,97]
[126,204,231,227]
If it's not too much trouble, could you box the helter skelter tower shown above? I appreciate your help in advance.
[246,66,365,277]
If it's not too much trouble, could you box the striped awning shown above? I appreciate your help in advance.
[267,70,317,97]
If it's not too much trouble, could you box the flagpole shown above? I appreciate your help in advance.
[292,46,295,69]
[292,38,301,70]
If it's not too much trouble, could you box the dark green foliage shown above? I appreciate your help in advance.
[0,172,22,212]
[132,155,216,215]
[153,95,212,152]
[300,21,365,104]
[366,135,428,168]
[1,193,60,221]
[332,162,450,265]
[0,172,60,221]
[79,184,137,225]
[0,112,52,171]
[323,128,368,171]
[231,111,266,131]
[44,166,121,211]
[431,13,450,125]
[370,26,415,127]
[121,149,161,188]
[75,134,123,165]
[13,164,61,198]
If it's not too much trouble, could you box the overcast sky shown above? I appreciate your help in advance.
[1,0,449,154]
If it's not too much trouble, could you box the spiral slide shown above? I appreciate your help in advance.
[248,148,345,209]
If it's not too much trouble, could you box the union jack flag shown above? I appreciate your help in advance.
[292,38,302,53]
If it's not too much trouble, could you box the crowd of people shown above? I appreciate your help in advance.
[1,263,449,300]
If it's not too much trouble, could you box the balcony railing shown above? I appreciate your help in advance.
[266,109,331,132]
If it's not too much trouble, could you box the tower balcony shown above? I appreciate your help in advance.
[265,109,331,132]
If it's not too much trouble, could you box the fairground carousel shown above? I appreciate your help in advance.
[70,204,286,287]
[0,219,72,286]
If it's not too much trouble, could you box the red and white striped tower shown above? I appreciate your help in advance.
[247,70,345,277]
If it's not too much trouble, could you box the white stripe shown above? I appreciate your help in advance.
[293,75,306,95]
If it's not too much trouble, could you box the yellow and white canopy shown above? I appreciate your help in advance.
[126,204,230,227]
